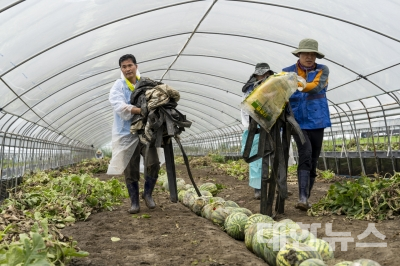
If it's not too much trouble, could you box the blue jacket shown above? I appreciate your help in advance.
[282,63,331,129]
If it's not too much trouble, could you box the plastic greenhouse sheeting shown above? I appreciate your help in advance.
[0,0,400,150]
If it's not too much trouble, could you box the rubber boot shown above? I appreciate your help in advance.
[254,189,261,200]
[308,158,318,208]
[126,182,140,214]
[295,170,310,211]
[142,176,157,209]
[309,158,318,197]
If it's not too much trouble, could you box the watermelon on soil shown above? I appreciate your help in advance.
[163,179,169,191]
[244,214,275,234]
[157,174,168,186]
[245,223,260,252]
[210,197,225,203]
[224,207,252,217]
[192,196,213,215]
[177,182,186,192]
[224,212,248,240]
[305,238,334,261]
[251,228,275,261]
[176,178,185,184]
[299,258,327,266]
[276,242,323,266]
[253,228,278,265]
[199,190,212,197]
[350,259,382,266]
[184,184,193,190]
[182,191,197,208]
[223,200,240,208]
[251,228,294,266]
[286,228,315,243]
[210,207,236,227]
[201,202,224,220]
[278,218,295,224]
[185,187,211,197]
[178,190,186,202]
[199,183,218,195]
[186,187,196,194]
[334,262,353,266]
[235,207,252,216]
[274,220,301,234]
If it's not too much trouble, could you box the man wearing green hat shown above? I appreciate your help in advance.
[282,38,331,211]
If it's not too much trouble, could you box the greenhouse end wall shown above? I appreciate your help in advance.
[174,124,400,177]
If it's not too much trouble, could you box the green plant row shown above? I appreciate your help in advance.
[308,173,400,220]
[0,169,128,265]
[216,160,249,180]
[322,136,400,152]
[0,218,88,266]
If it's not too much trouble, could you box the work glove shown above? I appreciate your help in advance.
[297,76,306,92]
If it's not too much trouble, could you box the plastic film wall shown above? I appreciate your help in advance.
[1,0,400,194]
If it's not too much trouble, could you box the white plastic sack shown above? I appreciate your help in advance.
[107,134,138,175]
[241,72,301,132]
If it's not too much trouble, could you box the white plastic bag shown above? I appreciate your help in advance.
[241,72,299,132]
[107,134,139,175]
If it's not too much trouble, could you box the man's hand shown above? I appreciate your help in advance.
[131,106,141,115]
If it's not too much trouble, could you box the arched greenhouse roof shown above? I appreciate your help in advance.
[1,0,400,149]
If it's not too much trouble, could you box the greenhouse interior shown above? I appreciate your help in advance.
[0,1,399,265]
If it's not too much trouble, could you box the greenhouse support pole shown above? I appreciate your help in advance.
[11,133,18,180]
[0,132,7,180]
[360,101,379,174]
[330,127,339,174]
[22,137,29,176]
[334,105,359,176]
[321,144,327,171]
[376,97,396,174]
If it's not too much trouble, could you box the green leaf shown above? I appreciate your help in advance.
[6,245,24,265]
[39,219,49,237]
[62,247,89,257]
[34,212,42,220]
[64,216,75,223]
[21,233,49,265]
[141,214,151,219]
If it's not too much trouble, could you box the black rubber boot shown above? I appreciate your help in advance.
[309,158,318,198]
[126,182,140,214]
[295,170,310,211]
[142,176,157,209]
[254,189,261,200]
[308,158,319,208]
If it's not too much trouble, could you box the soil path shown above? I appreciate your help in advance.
[64,164,398,266]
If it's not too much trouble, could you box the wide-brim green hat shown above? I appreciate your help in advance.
[292,38,325,59]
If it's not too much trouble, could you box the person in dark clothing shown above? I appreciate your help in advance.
[282,39,331,211]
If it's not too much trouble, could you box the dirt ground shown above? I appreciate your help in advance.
[64,164,399,266]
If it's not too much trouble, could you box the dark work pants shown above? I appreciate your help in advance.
[124,142,160,184]
[293,128,324,178]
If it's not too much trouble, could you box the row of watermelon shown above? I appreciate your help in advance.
[157,176,381,266]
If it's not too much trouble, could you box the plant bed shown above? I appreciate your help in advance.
[61,160,397,265]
